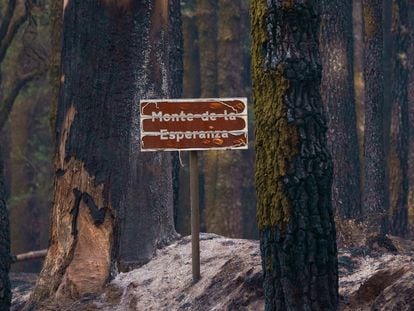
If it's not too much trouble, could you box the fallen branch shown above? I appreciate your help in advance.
[11,249,47,263]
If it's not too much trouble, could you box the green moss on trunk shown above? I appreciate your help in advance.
[252,0,298,230]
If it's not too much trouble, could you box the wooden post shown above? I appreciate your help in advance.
[190,150,200,282]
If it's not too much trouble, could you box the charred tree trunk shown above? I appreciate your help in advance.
[389,0,410,237]
[175,0,201,236]
[0,149,11,311]
[27,0,181,307]
[353,0,365,168]
[406,1,414,236]
[361,0,387,233]
[252,1,338,309]
[320,0,362,219]
[49,0,63,135]
[202,0,252,238]
[196,0,218,233]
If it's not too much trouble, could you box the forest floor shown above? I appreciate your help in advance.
[11,233,414,310]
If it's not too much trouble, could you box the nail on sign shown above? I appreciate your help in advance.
[140,98,248,151]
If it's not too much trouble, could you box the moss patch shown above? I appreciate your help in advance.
[251,0,299,230]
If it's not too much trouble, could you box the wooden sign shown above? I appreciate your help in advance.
[140,98,248,151]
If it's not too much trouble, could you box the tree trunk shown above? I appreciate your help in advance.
[0,149,11,311]
[175,0,201,236]
[49,0,63,135]
[320,0,362,219]
[389,0,410,237]
[202,0,252,238]
[406,1,414,236]
[252,1,338,309]
[353,0,365,170]
[196,0,218,233]
[9,90,47,273]
[361,0,387,233]
[27,0,181,307]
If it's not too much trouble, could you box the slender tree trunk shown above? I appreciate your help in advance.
[49,0,63,135]
[202,0,249,238]
[361,0,387,233]
[353,0,365,170]
[196,0,218,98]
[0,148,11,311]
[252,1,338,309]
[389,0,410,236]
[27,0,181,307]
[9,95,43,272]
[196,0,218,233]
[320,0,362,219]
[406,1,414,236]
[175,0,201,236]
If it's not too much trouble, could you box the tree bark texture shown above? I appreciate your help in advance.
[389,0,410,237]
[175,0,201,236]
[361,0,387,233]
[28,0,182,306]
[353,0,365,167]
[320,0,362,219]
[252,1,338,310]
[405,0,414,236]
[196,0,218,99]
[0,149,11,311]
[203,0,253,238]
[196,0,218,234]
[49,0,63,135]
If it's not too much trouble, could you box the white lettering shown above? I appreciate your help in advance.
[152,111,162,121]
[160,129,168,140]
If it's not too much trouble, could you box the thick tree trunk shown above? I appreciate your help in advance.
[252,1,338,309]
[320,0,362,219]
[27,0,181,307]
[361,0,387,233]
[0,150,11,311]
[389,0,410,237]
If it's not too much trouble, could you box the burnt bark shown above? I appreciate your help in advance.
[252,1,338,309]
[389,0,410,236]
[353,0,365,166]
[175,0,201,236]
[320,0,362,219]
[0,149,11,311]
[203,0,254,238]
[27,0,181,307]
[361,0,387,233]
[408,1,414,236]
[196,0,218,232]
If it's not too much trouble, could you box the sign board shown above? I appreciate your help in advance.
[140,98,248,151]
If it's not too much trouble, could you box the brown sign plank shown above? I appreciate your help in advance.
[140,98,248,151]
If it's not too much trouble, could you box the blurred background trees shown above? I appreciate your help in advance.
[1,0,414,278]
[0,0,51,277]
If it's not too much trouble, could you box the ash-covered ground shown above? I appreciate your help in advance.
[11,233,414,310]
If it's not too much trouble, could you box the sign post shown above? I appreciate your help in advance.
[140,98,248,282]
[189,150,200,282]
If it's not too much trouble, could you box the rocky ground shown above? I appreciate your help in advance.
[11,233,414,310]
